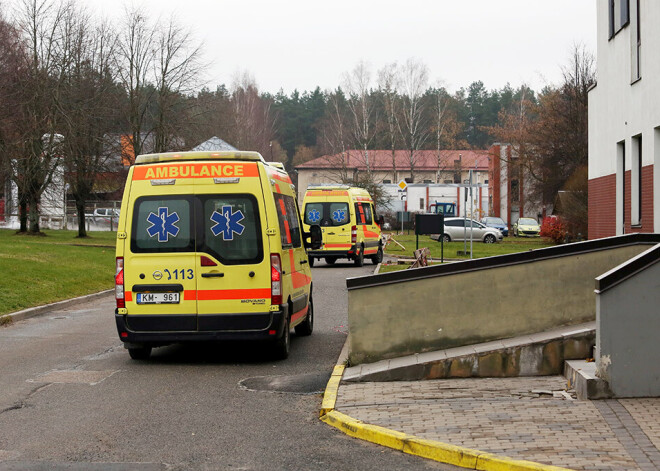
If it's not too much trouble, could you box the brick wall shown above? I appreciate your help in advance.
[588,174,616,239]
[640,165,654,233]
[588,165,654,240]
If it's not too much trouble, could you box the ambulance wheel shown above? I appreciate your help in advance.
[354,247,364,267]
[370,246,383,265]
[128,346,151,360]
[308,256,315,267]
[325,257,336,265]
[295,296,313,336]
[274,316,290,360]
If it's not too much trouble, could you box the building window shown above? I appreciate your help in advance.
[419,198,424,210]
[631,135,642,226]
[423,179,432,183]
[630,0,641,81]
[404,177,413,183]
[443,180,453,184]
[382,179,391,184]
[511,179,520,203]
[453,160,461,183]
[609,0,630,39]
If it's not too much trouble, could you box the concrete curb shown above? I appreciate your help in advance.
[319,351,574,471]
[1,290,114,324]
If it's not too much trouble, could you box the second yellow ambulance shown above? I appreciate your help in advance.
[301,186,383,267]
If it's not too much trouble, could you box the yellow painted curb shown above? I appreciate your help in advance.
[319,364,344,417]
[320,364,574,471]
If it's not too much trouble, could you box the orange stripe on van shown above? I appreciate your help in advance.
[306,190,348,196]
[132,162,259,180]
[196,289,271,301]
[125,289,270,302]
[291,305,308,323]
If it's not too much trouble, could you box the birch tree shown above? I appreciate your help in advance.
[377,62,399,182]
[343,61,376,175]
[398,58,429,182]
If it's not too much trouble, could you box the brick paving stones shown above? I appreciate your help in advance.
[336,376,660,470]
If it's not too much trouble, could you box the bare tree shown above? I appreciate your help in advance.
[318,88,351,183]
[343,61,377,175]
[230,71,276,157]
[398,58,430,181]
[152,15,204,153]
[56,9,121,237]
[116,6,155,159]
[11,0,72,233]
[377,62,399,182]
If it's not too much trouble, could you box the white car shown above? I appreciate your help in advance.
[431,217,503,243]
[92,208,120,222]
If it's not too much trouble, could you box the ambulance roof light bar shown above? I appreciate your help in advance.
[135,151,265,165]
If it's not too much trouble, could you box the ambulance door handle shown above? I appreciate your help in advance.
[201,272,224,278]
[300,260,308,265]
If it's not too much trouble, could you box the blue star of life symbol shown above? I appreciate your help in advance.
[332,208,346,223]
[307,209,320,223]
[210,205,245,241]
[146,207,180,243]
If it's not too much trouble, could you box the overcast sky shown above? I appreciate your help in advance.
[33,0,599,94]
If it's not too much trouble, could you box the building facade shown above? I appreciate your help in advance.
[488,143,548,226]
[588,0,659,239]
[295,149,489,203]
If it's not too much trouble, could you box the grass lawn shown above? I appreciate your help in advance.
[0,230,116,315]
[383,232,554,261]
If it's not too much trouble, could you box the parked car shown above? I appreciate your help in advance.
[92,208,120,222]
[480,216,509,237]
[430,217,503,243]
[513,217,541,237]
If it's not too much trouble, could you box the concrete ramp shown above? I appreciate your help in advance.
[344,322,595,382]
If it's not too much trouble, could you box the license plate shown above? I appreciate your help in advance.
[136,292,180,304]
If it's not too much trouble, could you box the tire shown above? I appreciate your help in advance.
[294,296,313,336]
[442,234,451,243]
[354,246,364,267]
[484,234,496,244]
[370,246,383,265]
[308,256,315,267]
[273,315,290,360]
[325,257,336,265]
[128,346,152,360]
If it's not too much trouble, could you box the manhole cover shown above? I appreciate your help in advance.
[239,371,332,395]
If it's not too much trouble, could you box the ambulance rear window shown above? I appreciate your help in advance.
[198,195,263,265]
[304,202,349,227]
[131,197,194,253]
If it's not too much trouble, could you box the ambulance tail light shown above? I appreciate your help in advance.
[115,257,125,309]
[351,225,357,244]
[270,254,282,306]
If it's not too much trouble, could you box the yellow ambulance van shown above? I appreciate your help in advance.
[114,151,321,360]
[301,186,383,267]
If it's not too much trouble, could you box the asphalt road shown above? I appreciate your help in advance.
[0,260,459,471]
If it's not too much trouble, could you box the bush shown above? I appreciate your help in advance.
[540,216,567,244]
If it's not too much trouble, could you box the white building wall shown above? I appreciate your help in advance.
[589,0,660,232]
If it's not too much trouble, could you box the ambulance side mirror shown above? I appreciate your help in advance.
[377,216,384,226]
[306,225,322,250]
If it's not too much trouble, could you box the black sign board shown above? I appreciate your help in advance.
[415,213,444,235]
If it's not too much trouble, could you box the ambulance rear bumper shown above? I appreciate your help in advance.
[307,246,356,258]
[115,305,287,344]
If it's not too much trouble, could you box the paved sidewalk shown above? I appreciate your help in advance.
[334,376,660,471]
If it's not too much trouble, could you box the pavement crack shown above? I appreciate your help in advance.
[0,384,51,415]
